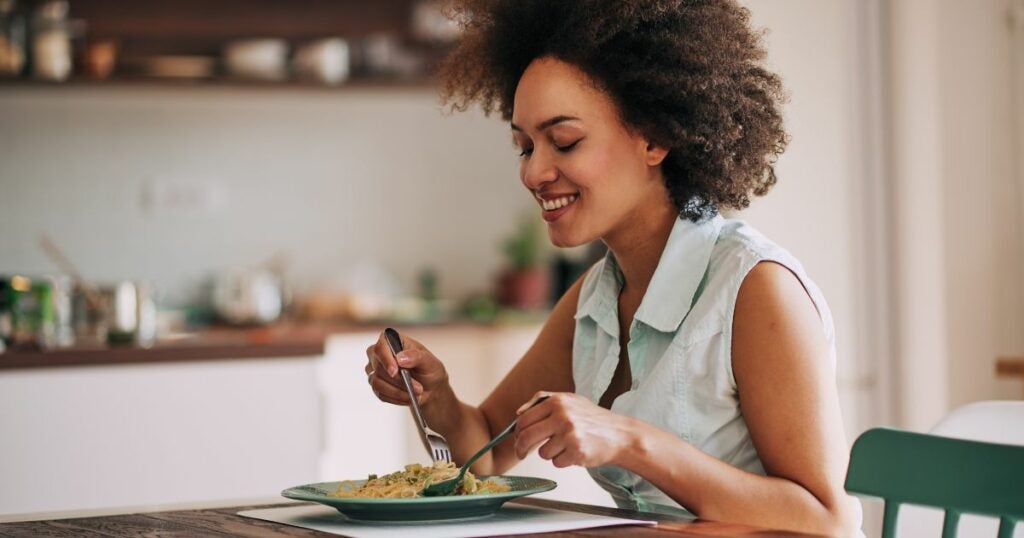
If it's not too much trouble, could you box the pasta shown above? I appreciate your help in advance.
[332,462,511,498]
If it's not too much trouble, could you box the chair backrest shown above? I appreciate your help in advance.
[845,427,1024,538]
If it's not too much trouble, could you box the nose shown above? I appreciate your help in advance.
[521,148,558,191]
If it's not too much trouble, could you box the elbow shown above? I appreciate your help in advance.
[819,494,862,537]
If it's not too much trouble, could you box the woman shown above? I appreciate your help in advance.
[364,0,862,534]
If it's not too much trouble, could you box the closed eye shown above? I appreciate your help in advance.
[556,140,581,153]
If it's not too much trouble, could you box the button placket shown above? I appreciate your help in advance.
[626,325,648,389]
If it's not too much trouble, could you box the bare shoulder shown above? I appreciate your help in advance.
[731,259,835,411]
[734,261,815,318]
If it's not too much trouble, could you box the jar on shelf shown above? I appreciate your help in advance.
[32,0,72,81]
[0,0,26,77]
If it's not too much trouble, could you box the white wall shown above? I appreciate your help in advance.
[741,0,876,437]
[0,85,525,304]
[744,0,1024,434]
[887,0,1023,430]
[936,0,1023,408]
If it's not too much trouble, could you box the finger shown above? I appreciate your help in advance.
[552,450,577,468]
[375,368,415,393]
[516,391,553,415]
[367,346,408,389]
[514,418,559,459]
[537,437,566,461]
[373,334,400,377]
[369,369,422,396]
[515,397,555,432]
[371,376,414,404]
[377,393,411,406]
[393,347,433,373]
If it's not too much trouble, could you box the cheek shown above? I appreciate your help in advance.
[567,151,613,193]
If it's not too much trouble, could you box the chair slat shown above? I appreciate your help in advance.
[940,510,960,538]
[882,500,900,538]
[997,517,1018,538]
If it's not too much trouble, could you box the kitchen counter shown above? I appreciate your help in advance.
[0,498,827,537]
[0,321,531,370]
[0,324,327,370]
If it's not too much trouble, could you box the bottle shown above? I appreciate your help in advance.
[31,0,71,81]
[0,0,26,77]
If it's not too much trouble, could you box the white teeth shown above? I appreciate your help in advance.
[540,194,578,211]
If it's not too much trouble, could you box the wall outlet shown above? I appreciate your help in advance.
[139,179,226,217]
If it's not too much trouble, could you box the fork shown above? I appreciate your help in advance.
[384,328,452,464]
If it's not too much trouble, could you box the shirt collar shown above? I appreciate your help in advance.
[635,214,722,332]
[574,250,623,337]
[575,214,723,336]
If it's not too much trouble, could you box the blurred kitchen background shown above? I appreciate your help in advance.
[2,0,1024,531]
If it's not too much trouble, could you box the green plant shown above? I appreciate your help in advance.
[502,216,546,270]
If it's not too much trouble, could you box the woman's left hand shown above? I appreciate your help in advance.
[513,392,637,468]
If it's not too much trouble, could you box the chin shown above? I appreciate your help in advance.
[546,228,591,249]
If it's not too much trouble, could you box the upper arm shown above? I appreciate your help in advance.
[479,271,584,472]
[731,261,851,509]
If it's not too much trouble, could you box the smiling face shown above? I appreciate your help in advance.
[511,57,671,248]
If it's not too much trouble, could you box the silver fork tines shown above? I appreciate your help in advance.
[385,328,452,464]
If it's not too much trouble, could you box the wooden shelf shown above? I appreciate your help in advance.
[67,0,427,58]
[997,356,1024,376]
[3,0,452,89]
[0,75,436,92]
[996,356,1024,398]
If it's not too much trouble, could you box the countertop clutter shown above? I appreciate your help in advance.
[0,323,326,369]
[0,320,547,370]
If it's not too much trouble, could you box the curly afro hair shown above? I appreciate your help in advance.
[438,0,788,221]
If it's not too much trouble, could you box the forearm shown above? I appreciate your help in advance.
[616,418,855,536]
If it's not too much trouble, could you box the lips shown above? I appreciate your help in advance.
[536,193,578,223]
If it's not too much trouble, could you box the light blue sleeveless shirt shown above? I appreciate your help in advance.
[573,214,840,517]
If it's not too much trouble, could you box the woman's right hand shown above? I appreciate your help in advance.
[364,331,450,407]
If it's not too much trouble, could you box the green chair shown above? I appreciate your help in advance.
[845,427,1024,538]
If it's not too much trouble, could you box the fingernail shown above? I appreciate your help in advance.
[388,365,398,376]
[396,353,410,365]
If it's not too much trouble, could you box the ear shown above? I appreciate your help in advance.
[644,142,669,167]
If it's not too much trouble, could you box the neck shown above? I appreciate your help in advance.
[603,199,677,297]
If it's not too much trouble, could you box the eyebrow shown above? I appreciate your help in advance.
[510,115,581,132]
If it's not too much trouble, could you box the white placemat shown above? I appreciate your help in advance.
[238,503,657,538]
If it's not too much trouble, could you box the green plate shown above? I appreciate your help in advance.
[281,475,556,522]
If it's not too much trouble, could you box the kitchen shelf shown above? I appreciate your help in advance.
[0,75,437,92]
[2,0,452,92]
[0,325,328,370]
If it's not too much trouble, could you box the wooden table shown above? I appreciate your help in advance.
[0,498,826,537]
[997,356,1024,398]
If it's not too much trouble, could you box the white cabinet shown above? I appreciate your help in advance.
[0,323,612,518]
[0,357,322,516]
